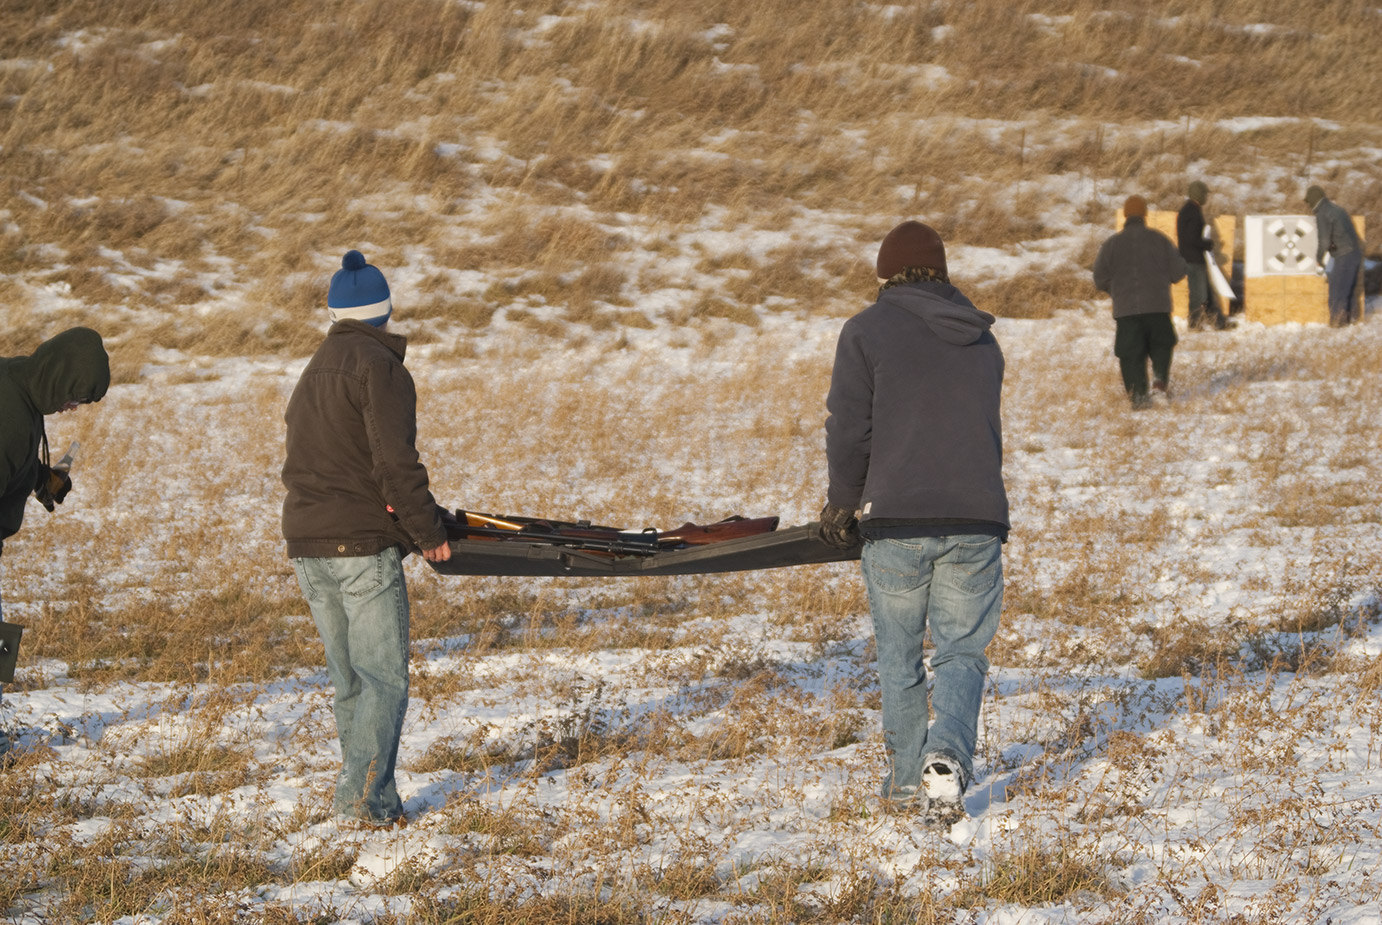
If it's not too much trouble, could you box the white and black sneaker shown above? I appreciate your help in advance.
[921,758,967,828]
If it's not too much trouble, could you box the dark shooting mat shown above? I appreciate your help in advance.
[428,523,860,577]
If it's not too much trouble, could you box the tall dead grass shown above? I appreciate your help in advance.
[2,0,1379,358]
[3,2,1382,921]
[4,307,1379,918]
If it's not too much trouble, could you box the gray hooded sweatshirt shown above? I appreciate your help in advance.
[1312,196,1361,263]
[825,281,1009,532]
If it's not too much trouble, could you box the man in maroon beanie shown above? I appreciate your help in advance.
[820,220,1009,827]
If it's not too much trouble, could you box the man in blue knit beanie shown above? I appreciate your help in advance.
[326,250,394,327]
[282,250,450,827]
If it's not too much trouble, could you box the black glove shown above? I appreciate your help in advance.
[818,502,860,549]
[34,465,72,512]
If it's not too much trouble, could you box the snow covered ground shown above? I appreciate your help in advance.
[4,293,1381,922]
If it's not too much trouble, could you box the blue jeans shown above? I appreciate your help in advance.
[862,534,1003,800]
[293,548,411,823]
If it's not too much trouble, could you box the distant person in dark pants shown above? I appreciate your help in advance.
[1305,185,1363,327]
[1177,181,1223,331]
[1093,195,1189,408]
[820,221,1008,828]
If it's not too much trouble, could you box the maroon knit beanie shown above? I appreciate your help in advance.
[876,221,947,280]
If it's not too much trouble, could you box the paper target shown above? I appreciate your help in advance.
[1244,215,1320,277]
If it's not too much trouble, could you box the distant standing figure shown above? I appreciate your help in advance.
[1,327,110,760]
[1177,181,1223,331]
[282,250,451,827]
[1093,195,1189,408]
[820,221,1009,827]
[1305,185,1363,327]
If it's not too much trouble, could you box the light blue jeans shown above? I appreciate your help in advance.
[862,534,1003,801]
[293,547,410,823]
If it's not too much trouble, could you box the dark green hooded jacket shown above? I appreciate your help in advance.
[1,327,110,549]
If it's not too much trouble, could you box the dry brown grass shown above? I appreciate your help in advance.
[4,310,1382,919]
[2,0,1379,358]
[3,2,1382,922]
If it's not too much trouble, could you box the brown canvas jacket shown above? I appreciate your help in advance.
[281,321,446,559]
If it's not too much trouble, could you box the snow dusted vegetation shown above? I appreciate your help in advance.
[8,307,1382,923]
[3,1,1382,922]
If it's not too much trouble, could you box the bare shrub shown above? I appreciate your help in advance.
[975,269,1100,319]
[954,838,1123,907]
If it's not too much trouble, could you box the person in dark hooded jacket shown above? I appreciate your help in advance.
[1,326,110,758]
[819,221,1008,826]
[1176,181,1224,331]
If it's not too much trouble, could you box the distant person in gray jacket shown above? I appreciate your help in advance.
[820,221,1009,827]
[1093,195,1189,408]
[1305,185,1363,326]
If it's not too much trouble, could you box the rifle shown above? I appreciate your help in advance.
[653,516,781,546]
[441,509,780,558]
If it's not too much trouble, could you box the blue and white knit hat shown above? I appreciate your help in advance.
[327,250,393,326]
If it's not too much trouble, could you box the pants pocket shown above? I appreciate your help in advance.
[292,558,321,603]
[863,539,927,594]
[944,537,1001,595]
[338,553,389,600]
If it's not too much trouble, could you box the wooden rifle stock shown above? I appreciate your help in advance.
[655,516,779,546]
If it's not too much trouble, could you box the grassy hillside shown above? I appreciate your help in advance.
[3,3,1382,923]
[3,0,1379,366]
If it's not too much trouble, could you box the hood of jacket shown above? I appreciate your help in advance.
[11,327,111,414]
[878,282,996,345]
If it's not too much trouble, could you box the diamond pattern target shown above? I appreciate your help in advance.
[1244,215,1319,277]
